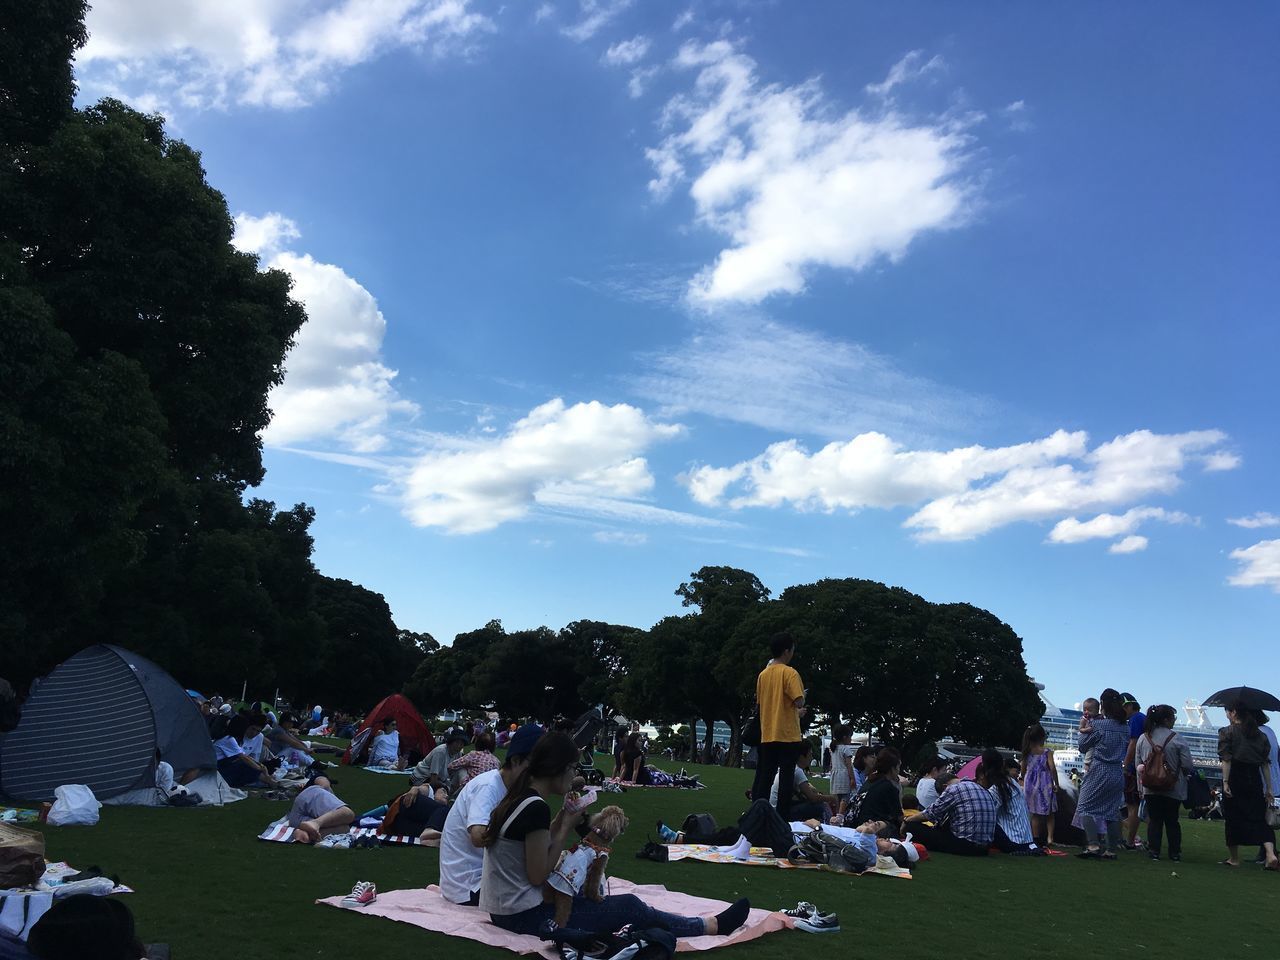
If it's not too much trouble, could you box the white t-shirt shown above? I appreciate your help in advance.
[439,768,506,904]
[770,766,809,805]
[370,730,400,765]
[213,736,244,761]
[155,761,175,793]
[241,732,265,761]
[915,776,939,810]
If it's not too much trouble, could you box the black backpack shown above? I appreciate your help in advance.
[737,799,794,858]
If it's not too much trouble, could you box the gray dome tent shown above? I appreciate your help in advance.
[0,645,236,805]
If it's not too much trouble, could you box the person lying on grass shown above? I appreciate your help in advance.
[289,777,356,843]
[479,732,750,938]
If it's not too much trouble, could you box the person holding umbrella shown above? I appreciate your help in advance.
[1217,700,1278,869]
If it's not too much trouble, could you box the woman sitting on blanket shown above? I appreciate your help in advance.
[618,733,651,785]
[840,748,904,837]
[479,732,751,938]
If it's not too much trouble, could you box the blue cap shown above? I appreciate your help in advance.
[508,723,544,759]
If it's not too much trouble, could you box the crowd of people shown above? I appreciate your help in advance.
[751,633,1279,867]
[7,639,1277,960]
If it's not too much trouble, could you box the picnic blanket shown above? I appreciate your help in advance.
[258,820,438,847]
[603,779,705,791]
[316,879,793,954]
[662,843,911,879]
[361,766,412,775]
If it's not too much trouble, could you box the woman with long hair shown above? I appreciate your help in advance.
[844,748,904,835]
[480,733,750,936]
[1075,689,1129,859]
[984,751,1037,854]
[1135,704,1194,861]
[1218,704,1278,868]
[1020,723,1058,845]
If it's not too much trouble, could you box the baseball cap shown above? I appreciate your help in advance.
[507,723,544,759]
[1120,692,1139,705]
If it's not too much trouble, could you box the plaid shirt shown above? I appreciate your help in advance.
[921,780,998,845]
[449,749,500,777]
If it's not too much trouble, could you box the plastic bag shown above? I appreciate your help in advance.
[46,785,101,826]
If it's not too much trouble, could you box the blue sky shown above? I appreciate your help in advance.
[77,1,1279,712]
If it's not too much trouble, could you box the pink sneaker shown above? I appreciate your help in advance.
[341,881,377,908]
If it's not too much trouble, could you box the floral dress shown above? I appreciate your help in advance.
[1023,751,1058,815]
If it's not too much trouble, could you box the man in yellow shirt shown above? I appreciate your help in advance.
[750,632,807,821]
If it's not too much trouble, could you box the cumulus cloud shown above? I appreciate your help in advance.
[1048,506,1190,546]
[1108,535,1148,554]
[602,35,651,66]
[631,315,988,442]
[647,40,975,305]
[562,0,633,42]
[78,0,493,112]
[1228,512,1280,529]
[685,427,1234,542]
[232,212,417,452]
[397,399,693,533]
[1228,539,1280,592]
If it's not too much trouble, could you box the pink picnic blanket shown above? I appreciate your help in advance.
[316,879,794,954]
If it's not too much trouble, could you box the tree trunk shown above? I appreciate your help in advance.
[701,716,715,764]
[727,713,742,767]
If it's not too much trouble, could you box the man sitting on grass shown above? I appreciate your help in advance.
[214,715,278,789]
[410,728,468,792]
[289,777,356,843]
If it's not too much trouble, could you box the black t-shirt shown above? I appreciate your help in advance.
[502,788,551,841]
[849,777,903,827]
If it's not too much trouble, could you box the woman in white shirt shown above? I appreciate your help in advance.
[480,733,751,938]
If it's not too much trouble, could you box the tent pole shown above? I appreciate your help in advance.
[241,680,247,704]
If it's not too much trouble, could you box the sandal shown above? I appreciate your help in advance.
[1218,859,1240,867]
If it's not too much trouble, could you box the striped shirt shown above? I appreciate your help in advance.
[990,780,1034,845]
[921,780,997,845]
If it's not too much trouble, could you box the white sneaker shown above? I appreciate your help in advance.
[341,881,377,908]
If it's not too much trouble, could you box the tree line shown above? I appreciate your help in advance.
[403,566,1044,763]
[0,4,1043,757]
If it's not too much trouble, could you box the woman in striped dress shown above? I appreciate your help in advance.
[1075,689,1130,860]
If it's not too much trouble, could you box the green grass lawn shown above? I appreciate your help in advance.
[28,757,1280,958]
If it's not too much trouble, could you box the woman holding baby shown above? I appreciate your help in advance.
[479,732,751,937]
[1075,688,1130,859]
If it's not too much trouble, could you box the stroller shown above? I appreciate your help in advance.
[571,706,607,786]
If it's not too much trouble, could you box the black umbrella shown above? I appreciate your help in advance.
[1202,686,1280,712]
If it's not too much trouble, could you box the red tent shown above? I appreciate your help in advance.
[343,694,436,765]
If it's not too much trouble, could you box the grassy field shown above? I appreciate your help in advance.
[27,754,1280,958]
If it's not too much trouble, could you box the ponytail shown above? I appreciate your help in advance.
[480,732,577,847]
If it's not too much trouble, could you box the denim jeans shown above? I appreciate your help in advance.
[490,893,705,938]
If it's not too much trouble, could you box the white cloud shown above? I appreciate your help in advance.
[1228,539,1280,592]
[232,211,300,260]
[602,35,650,66]
[865,50,944,97]
[672,9,695,31]
[1002,99,1032,132]
[685,427,1234,543]
[1202,450,1242,472]
[1228,512,1280,529]
[562,0,633,42]
[232,212,417,452]
[593,530,649,546]
[628,65,661,99]
[78,0,494,112]
[1109,535,1148,554]
[534,4,556,24]
[647,41,975,304]
[631,315,988,442]
[397,399,688,533]
[1048,506,1190,545]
